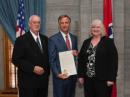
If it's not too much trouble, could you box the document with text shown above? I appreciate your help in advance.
[59,50,77,76]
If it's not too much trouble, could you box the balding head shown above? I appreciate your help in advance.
[28,15,41,35]
[29,15,41,23]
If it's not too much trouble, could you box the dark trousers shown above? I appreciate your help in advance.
[19,87,48,97]
[84,77,112,97]
[53,75,77,97]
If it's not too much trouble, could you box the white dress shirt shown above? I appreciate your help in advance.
[30,30,42,46]
[60,31,72,49]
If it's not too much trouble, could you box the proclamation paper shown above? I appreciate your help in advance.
[59,50,77,76]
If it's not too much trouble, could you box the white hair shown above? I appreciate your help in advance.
[29,15,41,23]
[89,19,106,37]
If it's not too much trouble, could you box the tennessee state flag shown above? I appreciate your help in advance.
[103,0,117,97]
[103,0,113,38]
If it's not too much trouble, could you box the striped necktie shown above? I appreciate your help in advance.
[65,35,71,50]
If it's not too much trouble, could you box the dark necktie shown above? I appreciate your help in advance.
[65,35,71,50]
[36,37,43,52]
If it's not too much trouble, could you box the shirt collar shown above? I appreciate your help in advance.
[30,30,40,41]
[60,31,70,37]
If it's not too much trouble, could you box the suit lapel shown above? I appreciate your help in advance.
[27,32,43,54]
[70,33,75,49]
[57,32,68,50]
[96,37,105,51]
[40,34,46,53]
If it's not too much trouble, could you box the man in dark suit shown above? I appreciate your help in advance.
[48,15,78,97]
[12,15,50,97]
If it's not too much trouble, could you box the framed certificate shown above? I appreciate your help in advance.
[59,50,77,76]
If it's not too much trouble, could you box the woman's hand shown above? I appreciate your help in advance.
[78,78,84,85]
[107,81,114,86]
[72,50,78,56]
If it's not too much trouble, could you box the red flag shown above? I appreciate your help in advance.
[111,83,117,97]
[103,0,113,38]
[16,0,25,37]
[103,0,117,97]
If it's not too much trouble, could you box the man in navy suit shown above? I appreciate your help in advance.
[48,15,78,97]
[12,15,50,97]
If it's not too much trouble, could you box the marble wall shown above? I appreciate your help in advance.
[124,0,130,97]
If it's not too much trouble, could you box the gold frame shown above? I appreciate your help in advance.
[2,30,17,93]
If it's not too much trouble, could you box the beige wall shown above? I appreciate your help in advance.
[124,0,130,96]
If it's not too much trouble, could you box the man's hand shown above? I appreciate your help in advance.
[33,66,44,75]
[58,70,69,79]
